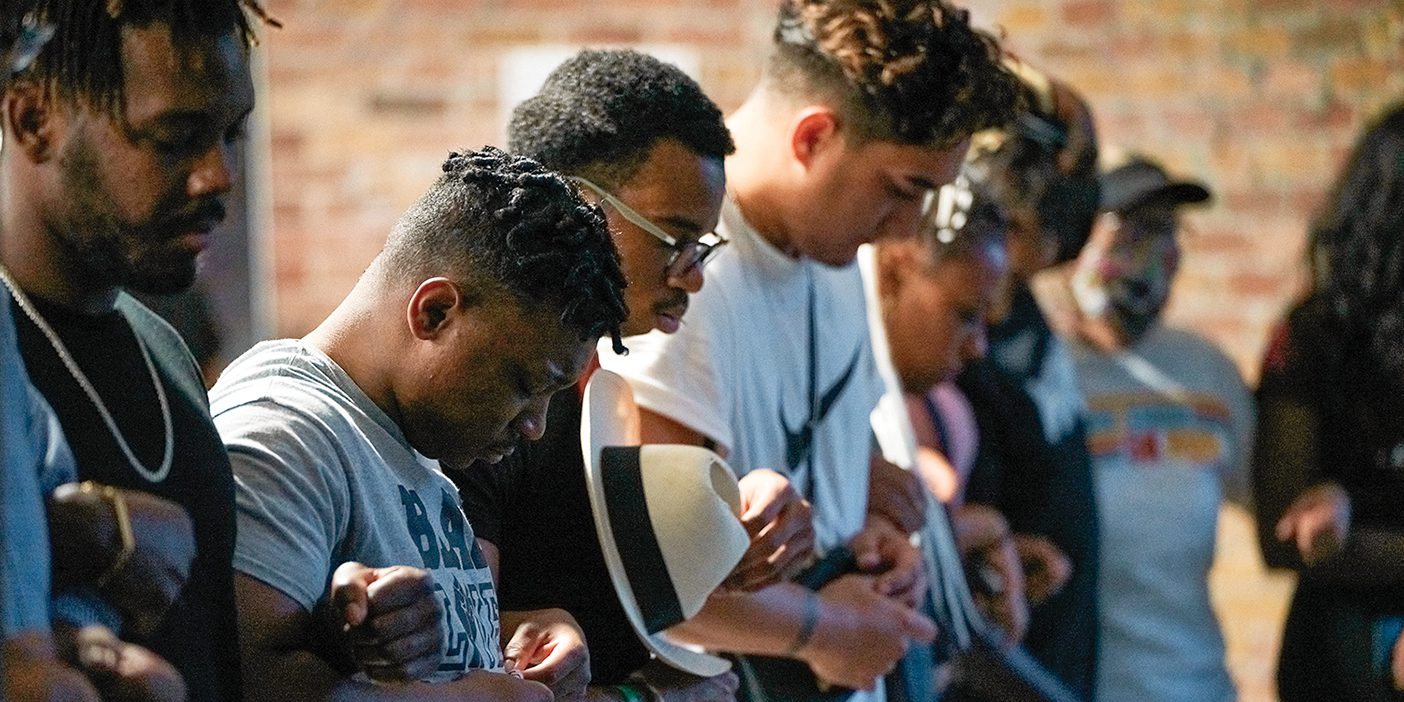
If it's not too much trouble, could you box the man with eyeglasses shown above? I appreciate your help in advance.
[455,49,818,701]
[597,1,1020,698]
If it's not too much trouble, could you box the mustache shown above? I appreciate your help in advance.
[654,292,689,315]
[161,200,227,233]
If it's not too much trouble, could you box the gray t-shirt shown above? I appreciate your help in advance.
[1072,325,1253,702]
[210,339,503,678]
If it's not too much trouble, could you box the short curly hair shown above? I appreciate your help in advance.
[508,49,735,190]
[766,0,1021,147]
[383,146,629,353]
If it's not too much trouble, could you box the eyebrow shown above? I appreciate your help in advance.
[655,215,706,238]
[131,104,254,134]
[907,176,941,191]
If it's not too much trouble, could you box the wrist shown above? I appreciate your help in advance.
[614,683,656,702]
[625,673,665,702]
[77,482,135,591]
[787,589,824,660]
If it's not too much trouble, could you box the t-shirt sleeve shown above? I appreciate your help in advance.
[598,287,736,452]
[1257,303,1331,405]
[216,399,351,611]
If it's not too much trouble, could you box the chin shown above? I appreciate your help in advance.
[809,252,853,268]
[124,261,200,295]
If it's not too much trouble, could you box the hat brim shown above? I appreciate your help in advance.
[1104,181,1211,213]
[581,371,734,677]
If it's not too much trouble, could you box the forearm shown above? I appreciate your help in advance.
[3,631,102,702]
[666,582,812,657]
[1252,397,1322,568]
[247,648,522,702]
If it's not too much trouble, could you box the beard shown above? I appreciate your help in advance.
[52,130,223,295]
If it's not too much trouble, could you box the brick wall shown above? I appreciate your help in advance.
[257,0,777,335]
[255,1,1404,699]
[260,0,1404,377]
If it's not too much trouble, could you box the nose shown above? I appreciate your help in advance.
[188,141,236,198]
[513,394,552,442]
[668,262,705,293]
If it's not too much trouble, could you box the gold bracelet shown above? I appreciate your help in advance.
[78,481,136,590]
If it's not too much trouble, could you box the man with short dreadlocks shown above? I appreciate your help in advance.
[0,1,274,699]
[209,147,628,700]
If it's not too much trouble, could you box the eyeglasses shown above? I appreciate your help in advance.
[570,176,728,279]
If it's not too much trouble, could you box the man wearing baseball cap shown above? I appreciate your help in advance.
[1035,153,1254,702]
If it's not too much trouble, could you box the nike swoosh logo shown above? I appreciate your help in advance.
[780,342,864,473]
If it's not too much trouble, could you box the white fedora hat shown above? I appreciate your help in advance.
[581,370,750,677]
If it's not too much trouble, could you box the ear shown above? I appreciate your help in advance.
[405,277,468,341]
[789,107,841,169]
[3,80,60,163]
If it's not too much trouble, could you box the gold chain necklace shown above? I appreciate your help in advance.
[0,266,173,483]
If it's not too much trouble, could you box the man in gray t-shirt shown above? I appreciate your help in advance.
[211,147,628,701]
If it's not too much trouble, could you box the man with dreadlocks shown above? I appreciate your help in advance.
[0,1,273,699]
[210,146,628,700]
[599,0,1020,698]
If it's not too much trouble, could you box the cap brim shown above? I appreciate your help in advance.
[1104,181,1211,212]
[581,372,734,677]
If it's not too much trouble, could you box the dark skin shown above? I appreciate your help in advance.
[0,21,253,702]
[235,259,595,700]
[0,26,252,312]
[47,484,196,637]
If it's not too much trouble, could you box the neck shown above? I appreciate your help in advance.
[725,95,799,258]
[1029,266,1083,340]
[0,160,120,314]
[304,273,406,428]
[1079,317,1128,354]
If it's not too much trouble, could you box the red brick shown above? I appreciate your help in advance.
[1062,0,1116,26]
[1229,271,1291,297]
[1293,16,1365,55]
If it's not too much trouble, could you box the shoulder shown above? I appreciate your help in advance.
[115,293,206,402]
[210,341,363,450]
[1156,327,1236,367]
[1259,296,1334,393]
[211,340,339,413]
